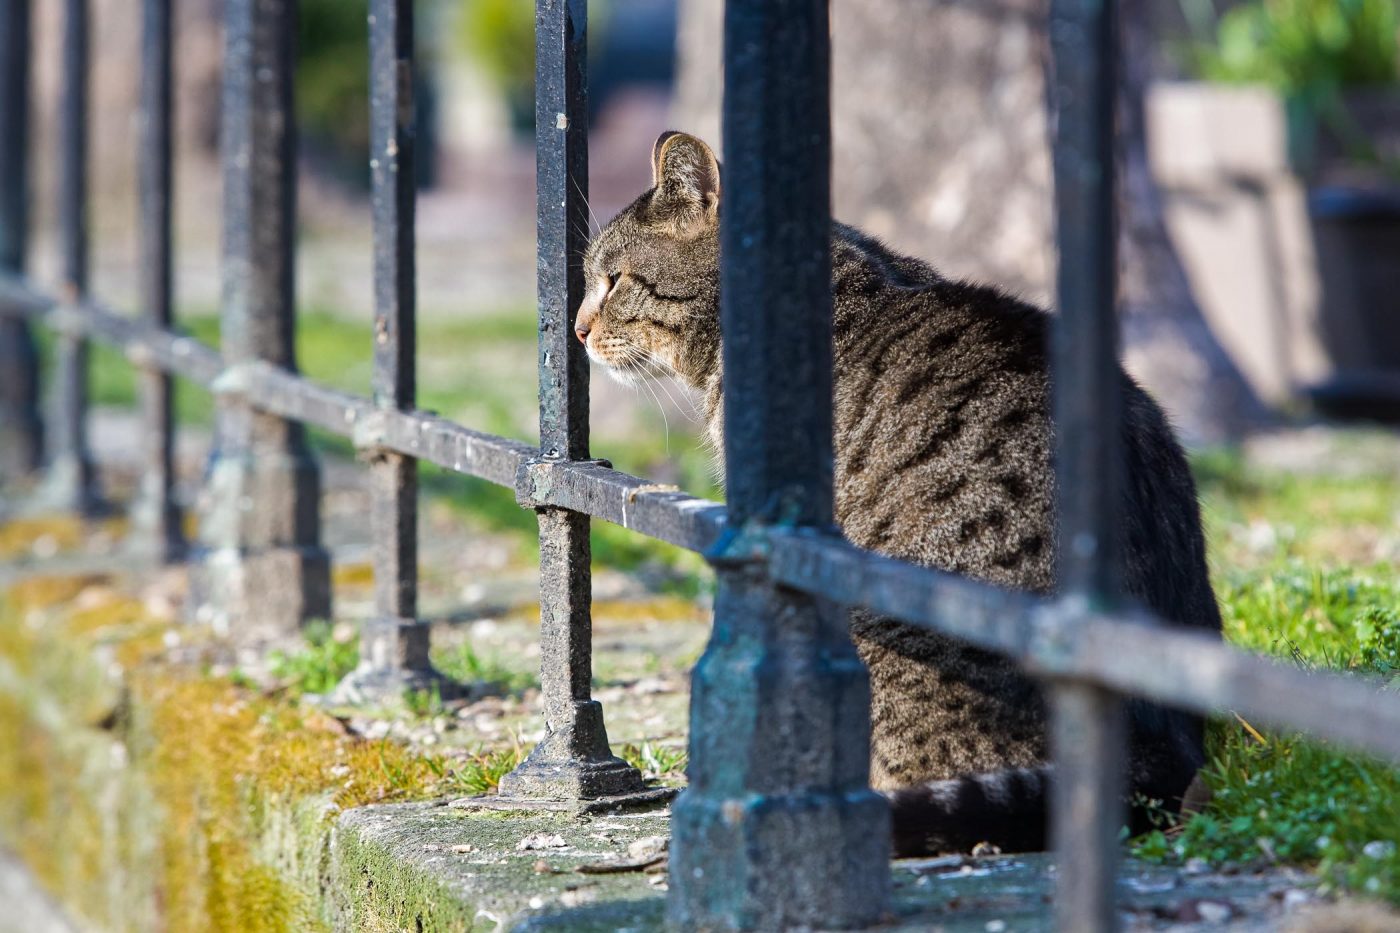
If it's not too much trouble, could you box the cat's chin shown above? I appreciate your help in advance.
[603,364,640,387]
[588,347,673,386]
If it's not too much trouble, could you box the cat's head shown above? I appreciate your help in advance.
[577,131,722,389]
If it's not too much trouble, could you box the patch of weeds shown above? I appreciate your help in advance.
[268,621,359,695]
[431,642,536,695]
[1135,721,1400,903]
[376,740,426,794]
[1131,451,1400,908]
[619,741,687,782]
[1216,563,1400,674]
[442,744,525,797]
[1131,556,1400,904]
[402,683,446,719]
[4,573,109,611]
[0,583,466,930]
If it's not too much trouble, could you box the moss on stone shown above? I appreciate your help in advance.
[0,574,461,931]
[0,515,86,560]
[0,514,129,561]
[332,823,478,932]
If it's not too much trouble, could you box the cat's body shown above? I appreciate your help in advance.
[580,132,1222,856]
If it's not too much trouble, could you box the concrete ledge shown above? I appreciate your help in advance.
[332,802,669,931]
[331,801,1325,932]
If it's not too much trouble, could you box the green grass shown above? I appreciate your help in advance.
[430,641,537,696]
[1216,564,1400,673]
[618,740,688,783]
[1193,445,1400,568]
[441,744,525,797]
[64,306,715,583]
[267,621,359,696]
[1137,730,1400,900]
[1132,445,1400,904]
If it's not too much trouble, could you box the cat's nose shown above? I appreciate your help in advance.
[575,318,591,344]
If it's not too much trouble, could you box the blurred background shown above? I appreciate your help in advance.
[13,0,1400,504]
[8,5,1400,913]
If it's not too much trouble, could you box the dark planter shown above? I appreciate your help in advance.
[1304,186,1400,421]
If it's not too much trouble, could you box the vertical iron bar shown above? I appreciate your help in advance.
[668,0,890,928]
[192,0,331,639]
[337,0,451,701]
[44,0,102,513]
[0,0,42,486]
[1049,0,1125,929]
[130,0,184,561]
[497,0,644,801]
[535,0,589,467]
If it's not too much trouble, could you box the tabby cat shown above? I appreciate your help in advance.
[579,131,1222,856]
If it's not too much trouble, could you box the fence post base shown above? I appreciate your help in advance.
[669,790,890,930]
[333,618,458,704]
[497,699,646,800]
[191,441,331,639]
[129,483,185,563]
[37,449,103,517]
[667,568,891,931]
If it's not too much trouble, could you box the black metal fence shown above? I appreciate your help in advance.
[1,0,1399,929]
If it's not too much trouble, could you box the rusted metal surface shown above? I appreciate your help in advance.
[7,274,1400,764]
[191,0,330,639]
[335,0,450,702]
[0,279,221,384]
[212,361,533,486]
[1052,683,1128,933]
[0,0,41,484]
[496,506,644,799]
[44,0,102,514]
[513,456,725,552]
[668,0,892,929]
[769,529,1041,657]
[1047,0,1126,927]
[1072,614,1400,761]
[129,0,184,562]
[498,0,646,803]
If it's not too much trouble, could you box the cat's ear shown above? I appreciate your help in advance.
[649,131,720,235]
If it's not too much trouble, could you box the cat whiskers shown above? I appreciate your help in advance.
[606,342,697,424]
[617,345,672,452]
[570,175,603,238]
[647,366,698,425]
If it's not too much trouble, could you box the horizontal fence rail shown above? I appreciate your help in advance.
[2,279,1399,766]
[0,0,1399,929]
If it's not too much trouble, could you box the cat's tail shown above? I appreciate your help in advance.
[885,766,1051,857]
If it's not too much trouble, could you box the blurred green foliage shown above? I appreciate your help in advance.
[268,620,360,696]
[454,0,612,131]
[456,0,536,96]
[298,0,371,181]
[1189,0,1398,94]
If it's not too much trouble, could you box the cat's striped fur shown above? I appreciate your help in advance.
[579,131,1222,856]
